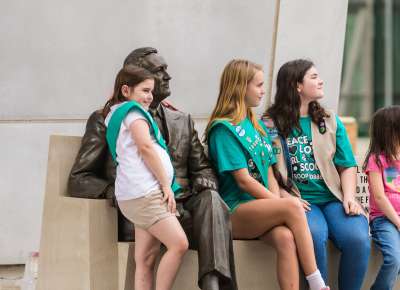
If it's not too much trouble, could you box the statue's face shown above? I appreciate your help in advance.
[141,53,171,108]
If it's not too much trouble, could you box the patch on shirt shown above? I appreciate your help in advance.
[248,159,256,170]
[384,167,400,191]
[235,125,246,137]
[261,118,279,139]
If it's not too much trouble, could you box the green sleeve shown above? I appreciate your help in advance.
[208,125,248,174]
[333,115,357,167]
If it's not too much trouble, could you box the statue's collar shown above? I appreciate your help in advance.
[149,104,163,118]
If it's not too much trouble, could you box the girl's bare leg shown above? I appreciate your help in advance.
[260,226,299,290]
[134,227,161,290]
[231,197,317,275]
[148,216,189,290]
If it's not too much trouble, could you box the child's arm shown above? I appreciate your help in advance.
[339,166,363,215]
[129,119,176,213]
[369,171,400,230]
[231,167,279,199]
[279,189,311,211]
[267,167,281,197]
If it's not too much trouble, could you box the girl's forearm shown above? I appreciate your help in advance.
[339,166,357,200]
[375,194,400,229]
[267,167,281,197]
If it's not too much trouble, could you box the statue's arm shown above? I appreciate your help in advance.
[68,111,114,199]
[187,115,218,194]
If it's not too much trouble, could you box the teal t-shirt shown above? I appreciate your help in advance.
[287,115,356,204]
[208,118,276,212]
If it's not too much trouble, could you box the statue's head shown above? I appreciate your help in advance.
[124,47,171,108]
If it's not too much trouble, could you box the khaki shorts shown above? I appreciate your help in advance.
[118,189,178,229]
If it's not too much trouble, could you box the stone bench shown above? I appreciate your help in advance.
[37,135,399,290]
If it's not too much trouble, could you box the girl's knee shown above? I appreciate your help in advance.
[180,237,189,253]
[274,227,296,254]
[285,197,305,218]
[346,232,370,252]
[170,236,189,255]
[383,252,400,270]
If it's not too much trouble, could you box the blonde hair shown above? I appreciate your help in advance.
[205,59,265,139]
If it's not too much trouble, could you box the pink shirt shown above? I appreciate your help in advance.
[365,154,400,221]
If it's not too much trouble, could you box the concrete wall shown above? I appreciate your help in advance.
[272,0,349,110]
[0,0,348,263]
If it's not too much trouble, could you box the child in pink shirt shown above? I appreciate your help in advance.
[364,105,400,290]
[366,155,400,221]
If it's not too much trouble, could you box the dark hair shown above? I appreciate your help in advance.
[363,105,400,170]
[264,59,329,138]
[102,65,154,117]
[123,47,158,67]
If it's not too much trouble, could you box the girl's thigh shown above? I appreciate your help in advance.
[322,201,369,245]
[148,216,188,249]
[230,197,302,239]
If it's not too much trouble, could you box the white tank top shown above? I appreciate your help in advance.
[105,102,174,200]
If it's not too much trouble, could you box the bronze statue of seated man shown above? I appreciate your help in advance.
[68,47,237,290]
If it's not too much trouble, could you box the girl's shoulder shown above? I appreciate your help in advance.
[324,109,338,123]
[260,116,279,140]
[207,120,232,139]
[260,115,276,128]
[366,153,390,171]
[325,109,336,116]
[208,119,235,133]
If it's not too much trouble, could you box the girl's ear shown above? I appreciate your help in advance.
[121,85,130,98]
[296,82,302,93]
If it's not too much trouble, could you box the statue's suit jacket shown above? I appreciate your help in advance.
[68,102,217,200]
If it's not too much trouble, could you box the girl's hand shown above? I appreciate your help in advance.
[343,198,362,216]
[280,189,310,211]
[300,198,311,212]
[161,186,176,213]
[268,194,280,200]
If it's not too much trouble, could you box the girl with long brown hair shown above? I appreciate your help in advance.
[104,65,188,290]
[264,59,370,290]
[363,105,400,290]
[205,59,329,290]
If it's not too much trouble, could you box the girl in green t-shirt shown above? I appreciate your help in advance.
[264,59,370,290]
[205,59,329,290]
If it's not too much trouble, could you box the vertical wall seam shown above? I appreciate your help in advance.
[266,0,281,110]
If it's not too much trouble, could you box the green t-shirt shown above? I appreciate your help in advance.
[287,115,356,204]
[208,118,276,212]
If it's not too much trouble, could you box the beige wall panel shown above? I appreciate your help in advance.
[271,0,349,111]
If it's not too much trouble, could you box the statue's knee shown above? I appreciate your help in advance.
[204,190,228,211]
